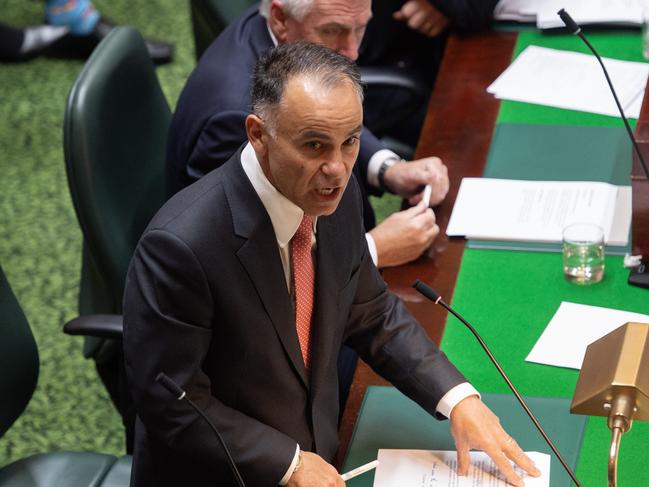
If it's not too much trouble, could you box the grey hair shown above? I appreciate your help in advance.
[251,42,364,132]
[259,0,314,21]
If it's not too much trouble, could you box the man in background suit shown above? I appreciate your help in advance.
[167,0,444,270]
[125,42,539,486]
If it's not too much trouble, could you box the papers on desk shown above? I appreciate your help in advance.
[373,449,551,487]
[526,302,649,369]
[495,0,649,29]
[487,46,649,118]
[446,178,630,246]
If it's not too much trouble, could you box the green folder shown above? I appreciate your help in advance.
[465,123,632,254]
[342,386,587,487]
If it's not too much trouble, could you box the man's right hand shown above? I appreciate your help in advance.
[286,452,345,487]
[370,202,439,268]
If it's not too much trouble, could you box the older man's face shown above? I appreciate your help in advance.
[253,76,363,216]
[279,0,372,61]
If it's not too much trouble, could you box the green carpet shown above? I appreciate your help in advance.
[0,0,195,465]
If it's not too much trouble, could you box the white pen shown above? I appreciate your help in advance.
[340,459,379,481]
[422,183,432,208]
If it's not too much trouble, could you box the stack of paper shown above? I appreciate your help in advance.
[446,178,631,246]
[495,0,649,29]
[526,302,649,369]
[373,449,551,487]
[487,46,649,118]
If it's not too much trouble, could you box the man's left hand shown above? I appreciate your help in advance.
[393,0,450,37]
[383,156,449,207]
[449,396,541,487]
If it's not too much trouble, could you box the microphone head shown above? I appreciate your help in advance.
[557,8,581,34]
[412,279,441,303]
[156,372,186,399]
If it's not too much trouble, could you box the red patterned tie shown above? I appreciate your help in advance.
[290,215,315,369]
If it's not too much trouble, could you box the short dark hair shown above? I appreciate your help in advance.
[251,42,363,124]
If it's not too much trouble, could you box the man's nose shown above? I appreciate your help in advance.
[337,32,360,61]
[321,155,347,178]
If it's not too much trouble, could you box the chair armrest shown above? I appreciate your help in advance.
[64,314,123,340]
[359,66,429,100]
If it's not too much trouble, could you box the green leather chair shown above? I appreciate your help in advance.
[63,26,171,450]
[0,264,131,486]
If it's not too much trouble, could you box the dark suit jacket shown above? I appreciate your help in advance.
[123,148,465,486]
[166,4,381,229]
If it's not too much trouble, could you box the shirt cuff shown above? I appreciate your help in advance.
[436,383,481,419]
[365,232,378,266]
[278,444,300,486]
[367,149,401,189]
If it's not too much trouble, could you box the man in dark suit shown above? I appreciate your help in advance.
[125,42,539,487]
[359,0,498,146]
[167,0,444,270]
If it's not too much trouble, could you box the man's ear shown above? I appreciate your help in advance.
[268,0,289,43]
[246,114,267,154]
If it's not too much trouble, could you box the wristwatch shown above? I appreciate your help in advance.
[377,156,400,192]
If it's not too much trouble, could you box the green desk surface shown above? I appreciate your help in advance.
[342,387,586,487]
[442,251,649,487]
[445,28,649,487]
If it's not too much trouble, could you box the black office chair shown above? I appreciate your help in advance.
[63,26,171,451]
[0,264,131,486]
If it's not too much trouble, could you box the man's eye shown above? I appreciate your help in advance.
[307,141,322,151]
[344,136,359,146]
[322,26,342,36]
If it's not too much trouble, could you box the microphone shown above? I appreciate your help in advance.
[557,8,649,290]
[556,9,649,183]
[155,373,246,487]
[412,280,582,487]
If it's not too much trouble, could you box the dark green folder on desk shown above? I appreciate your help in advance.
[342,386,586,487]
[465,123,632,254]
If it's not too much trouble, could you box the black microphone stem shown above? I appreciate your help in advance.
[183,395,247,487]
[559,8,649,182]
[412,281,582,487]
[156,373,246,487]
[441,300,581,487]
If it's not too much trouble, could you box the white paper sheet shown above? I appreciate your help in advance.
[494,0,649,28]
[526,302,649,369]
[446,178,624,244]
[373,449,551,487]
[487,46,649,118]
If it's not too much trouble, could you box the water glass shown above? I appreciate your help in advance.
[562,222,605,285]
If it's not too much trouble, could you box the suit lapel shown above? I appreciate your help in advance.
[223,155,309,387]
[309,214,344,393]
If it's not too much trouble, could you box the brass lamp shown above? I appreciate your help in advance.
[571,322,649,487]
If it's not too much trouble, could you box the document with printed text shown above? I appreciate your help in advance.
[446,178,628,245]
[373,449,550,487]
[487,46,648,118]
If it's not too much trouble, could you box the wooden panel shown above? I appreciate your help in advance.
[632,78,649,257]
[336,30,518,467]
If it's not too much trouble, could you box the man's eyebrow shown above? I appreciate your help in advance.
[317,21,350,31]
[298,130,331,139]
[348,125,363,136]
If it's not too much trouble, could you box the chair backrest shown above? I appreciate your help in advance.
[0,265,39,438]
[64,27,171,316]
[190,0,258,60]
